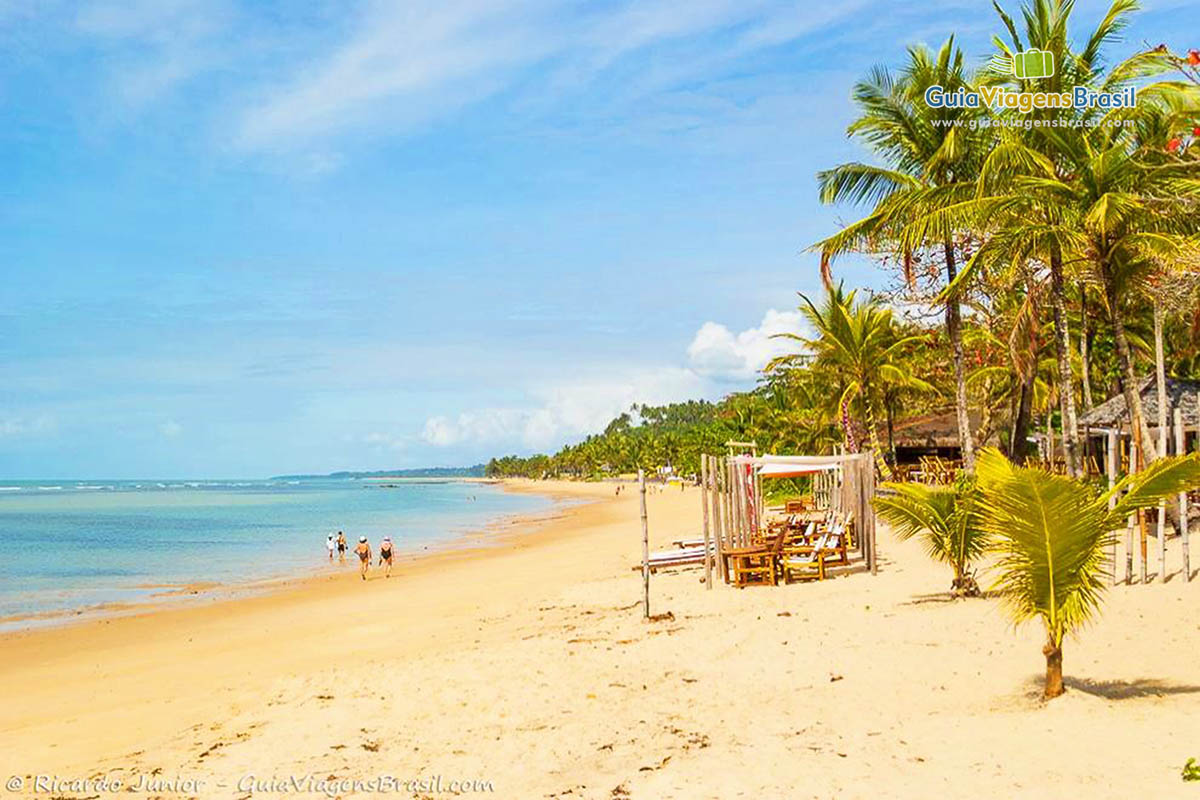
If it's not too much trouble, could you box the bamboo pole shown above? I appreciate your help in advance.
[1107,430,1118,586]
[736,461,748,547]
[1128,437,1138,585]
[639,469,649,619]
[1176,408,1190,582]
[711,456,726,583]
[700,456,712,590]
[1155,306,1168,582]
[722,458,734,555]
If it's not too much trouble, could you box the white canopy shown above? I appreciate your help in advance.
[756,460,842,478]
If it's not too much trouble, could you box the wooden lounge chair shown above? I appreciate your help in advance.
[781,534,828,583]
[819,526,849,567]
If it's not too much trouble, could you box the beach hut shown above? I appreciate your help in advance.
[1080,376,1200,472]
[1077,377,1200,464]
[1076,377,1200,584]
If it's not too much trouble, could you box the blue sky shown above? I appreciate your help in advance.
[0,0,1189,478]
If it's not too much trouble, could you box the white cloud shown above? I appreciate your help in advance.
[687,308,807,379]
[0,414,57,438]
[362,431,407,450]
[421,366,706,450]
[237,0,553,149]
[75,0,233,106]
[234,0,864,151]
[418,308,810,453]
[158,419,183,437]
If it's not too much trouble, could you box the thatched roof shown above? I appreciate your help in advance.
[1078,377,1200,429]
[889,409,981,448]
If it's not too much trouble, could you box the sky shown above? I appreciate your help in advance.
[0,0,1191,478]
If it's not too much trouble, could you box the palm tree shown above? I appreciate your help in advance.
[874,478,988,596]
[773,286,933,478]
[974,447,1200,699]
[814,36,986,472]
[975,0,1169,476]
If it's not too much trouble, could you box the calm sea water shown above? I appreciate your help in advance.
[0,478,555,626]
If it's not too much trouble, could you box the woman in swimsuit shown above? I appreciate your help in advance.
[378,536,394,578]
[354,536,371,580]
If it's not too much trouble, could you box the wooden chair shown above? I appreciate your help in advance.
[781,533,829,583]
[724,530,787,588]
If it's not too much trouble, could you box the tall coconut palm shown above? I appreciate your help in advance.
[814,36,985,472]
[974,447,1200,698]
[874,477,988,596]
[978,0,1163,476]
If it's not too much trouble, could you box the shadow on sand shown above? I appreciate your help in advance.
[1063,676,1200,700]
[901,589,999,606]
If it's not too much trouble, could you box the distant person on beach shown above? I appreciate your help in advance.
[378,536,394,578]
[354,536,371,580]
[336,531,347,563]
[326,534,335,560]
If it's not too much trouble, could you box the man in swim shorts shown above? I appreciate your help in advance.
[354,536,371,580]
[336,531,347,563]
[378,536,394,578]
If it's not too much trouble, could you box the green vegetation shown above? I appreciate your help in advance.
[874,477,988,597]
[489,0,1199,482]
[975,448,1200,698]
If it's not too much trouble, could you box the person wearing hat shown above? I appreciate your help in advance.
[378,536,394,578]
[353,536,371,580]
[326,533,335,561]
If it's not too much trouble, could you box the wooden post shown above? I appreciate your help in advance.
[700,456,712,590]
[735,461,747,546]
[725,459,735,548]
[1176,408,1191,582]
[639,469,649,619]
[1128,437,1138,585]
[711,456,726,583]
[1106,430,1118,586]
[1158,445,1168,583]
[1046,415,1055,469]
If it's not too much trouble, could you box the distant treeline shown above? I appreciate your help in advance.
[483,369,846,480]
[274,465,487,480]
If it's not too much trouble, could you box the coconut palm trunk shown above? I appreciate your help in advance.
[1079,283,1094,411]
[944,240,976,472]
[1049,251,1082,477]
[861,377,893,480]
[1043,637,1065,698]
[1102,269,1158,462]
[1011,372,1035,464]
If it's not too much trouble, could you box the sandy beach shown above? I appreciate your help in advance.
[3,479,1199,799]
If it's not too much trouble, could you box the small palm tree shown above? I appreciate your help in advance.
[874,477,988,597]
[772,285,934,478]
[973,447,1200,699]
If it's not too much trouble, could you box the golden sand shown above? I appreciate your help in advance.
[2,480,1198,798]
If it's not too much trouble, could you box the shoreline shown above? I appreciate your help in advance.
[0,478,592,635]
[4,480,1199,798]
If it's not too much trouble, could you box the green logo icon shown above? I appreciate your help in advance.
[991,49,1055,79]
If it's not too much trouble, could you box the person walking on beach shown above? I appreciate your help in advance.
[378,536,394,578]
[336,531,347,563]
[326,534,335,561]
[354,536,371,580]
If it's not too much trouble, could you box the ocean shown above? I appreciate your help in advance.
[0,478,556,628]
